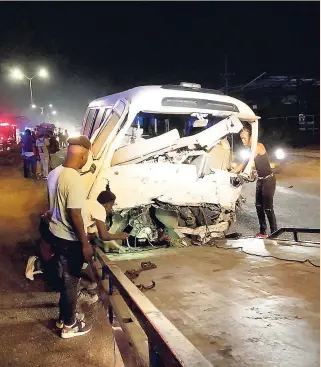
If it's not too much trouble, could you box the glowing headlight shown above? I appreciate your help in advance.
[275,148,285,160]
[239,149,250,160]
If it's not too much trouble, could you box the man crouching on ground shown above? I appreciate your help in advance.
[47,135,93,339]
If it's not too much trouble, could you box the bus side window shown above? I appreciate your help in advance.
[99,108,111,127]
[84,109,99,137]
[89,108,110,139]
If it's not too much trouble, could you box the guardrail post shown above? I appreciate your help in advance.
[149,341,163,367]
[108,276,114,324]
[101,263,114,324]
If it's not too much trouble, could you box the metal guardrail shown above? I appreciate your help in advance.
[268,227,320,243]
[94,248,213,367]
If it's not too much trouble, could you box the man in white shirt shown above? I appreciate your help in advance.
[47,135,93,339]
[36,133,50,178]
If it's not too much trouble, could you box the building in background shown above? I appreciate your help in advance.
[228,75,320,146]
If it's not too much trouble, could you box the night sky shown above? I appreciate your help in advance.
[0,2,319,124]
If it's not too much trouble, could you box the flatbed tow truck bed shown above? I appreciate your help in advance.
[101,237,320,367]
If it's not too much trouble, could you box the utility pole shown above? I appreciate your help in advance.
[224,55,228,95]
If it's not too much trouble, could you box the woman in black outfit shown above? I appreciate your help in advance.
[232,125,277,238]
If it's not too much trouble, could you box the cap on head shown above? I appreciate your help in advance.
[67,135,91,150]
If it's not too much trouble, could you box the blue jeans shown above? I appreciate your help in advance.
[23,155,36,178]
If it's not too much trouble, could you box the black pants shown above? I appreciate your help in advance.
[255,175,277,234]
[51,236,84,325]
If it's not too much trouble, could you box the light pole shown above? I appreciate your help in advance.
[10,67,49,107]
[46,110,57,123]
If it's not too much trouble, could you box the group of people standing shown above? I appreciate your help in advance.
[21,128,67,179]
[57,128,69,149]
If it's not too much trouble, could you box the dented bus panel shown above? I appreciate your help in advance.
[80,83,259,242]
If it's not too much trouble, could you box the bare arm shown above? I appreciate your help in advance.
[230,162,246,174]
[231,143,264,174]
[96,220,129,241]
[68,208,93,260]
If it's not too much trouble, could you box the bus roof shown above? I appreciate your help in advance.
[88,84,255,116]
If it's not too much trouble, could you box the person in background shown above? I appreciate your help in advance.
[22,129,37,179]
[36,133,50,179]
[32,129,37,141]
[58,128,63,148]
[231,123,277,238]
[61,129,69,148]
[47,135,93,339]
[49,133,60,170]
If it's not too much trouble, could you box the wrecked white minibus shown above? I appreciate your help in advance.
[80,82,259,244]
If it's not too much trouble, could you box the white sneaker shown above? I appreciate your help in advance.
[77,291,99,305]
[61,319,92,339]
[25,256,43,280]
[56,312,85,329]
[86,282,98,291]
[79,280,98,291]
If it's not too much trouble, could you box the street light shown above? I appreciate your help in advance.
[12,68,24,80]
[38,68,48,78]
[49,104,53,108]
[10,67,49,107]
[52,110,57,115]
[32,104,37,109]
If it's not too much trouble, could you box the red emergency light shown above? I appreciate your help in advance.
[0,122,16,127]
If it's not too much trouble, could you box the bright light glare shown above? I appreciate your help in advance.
[32,104,37,109]
[68,131,80,138]
[49,104,53,108]
[275,148,285,160]
[52,110,57,115]
[240,149,250,160]
[38,68,48,78]
[11,68,24,80]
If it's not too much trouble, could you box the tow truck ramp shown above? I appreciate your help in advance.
[93,228,320,367]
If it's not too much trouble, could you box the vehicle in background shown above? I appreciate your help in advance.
[80,82,260,244]
[232,137,287,173]
[0,122,17,151]
[36,123,56,137]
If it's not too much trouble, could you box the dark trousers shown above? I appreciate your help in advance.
[51,236,84,325]
[23,155,36,178]
[255,175,277,234]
